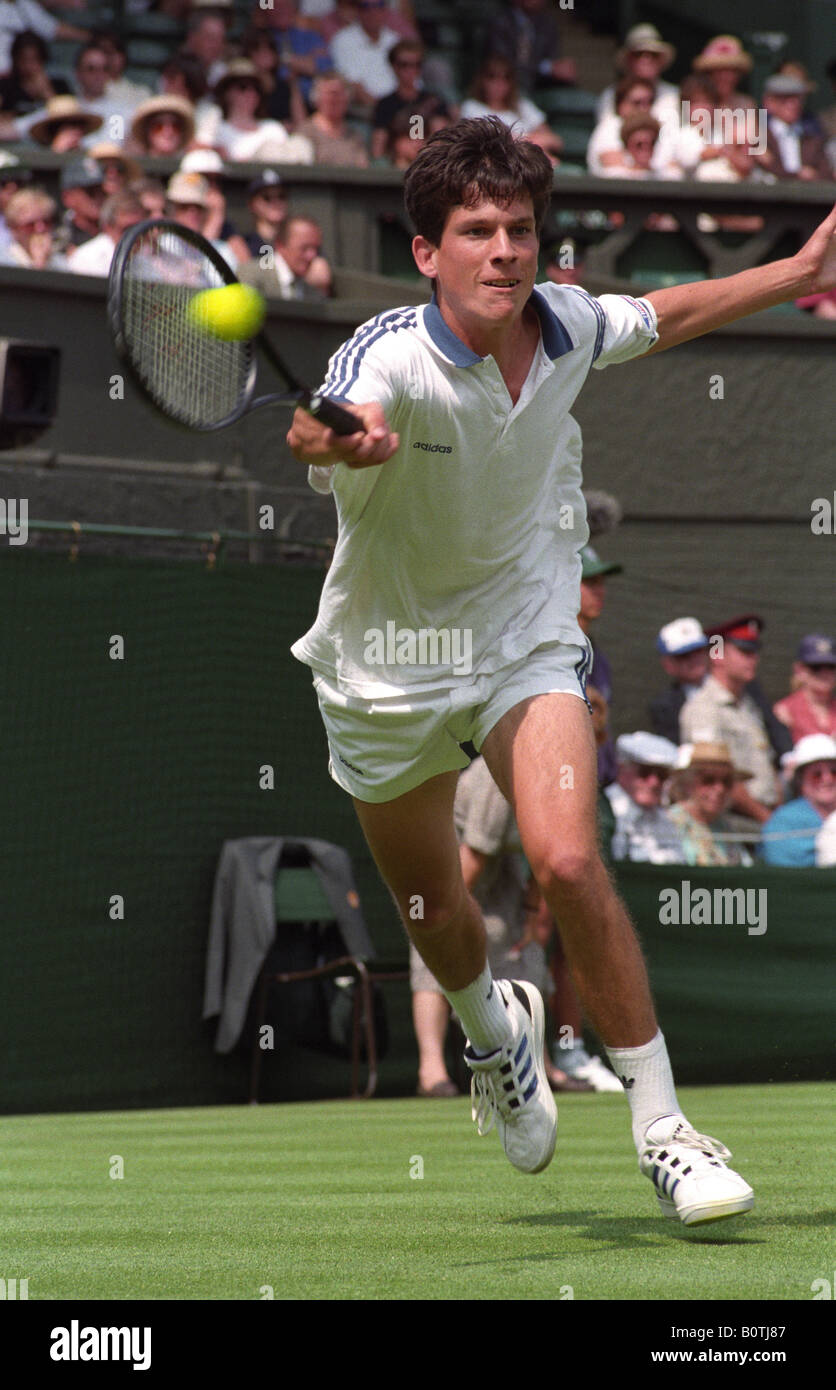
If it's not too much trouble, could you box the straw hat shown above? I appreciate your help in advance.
[693,35,753,74]
[130,94,196,149]
[213,58,267,112]
[87,141,142,182]
[674,742,752,781]
[166,170,209,207]
[29,95,103,145]
[617,24,675,72]
[620,112,661,142]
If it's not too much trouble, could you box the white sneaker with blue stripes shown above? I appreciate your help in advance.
[464,979,557,1174]
[640,1116,754,1226]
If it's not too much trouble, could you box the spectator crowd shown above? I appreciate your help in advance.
[582,586,836,870]
[0,3,833,301]
[0,4,833,865]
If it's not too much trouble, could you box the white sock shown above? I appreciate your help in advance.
[444,963,512,1054]
[605,1031,683,1152]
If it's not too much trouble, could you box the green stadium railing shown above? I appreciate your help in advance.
[7,148,834,283]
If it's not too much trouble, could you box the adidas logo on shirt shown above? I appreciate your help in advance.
[412,441,452,454]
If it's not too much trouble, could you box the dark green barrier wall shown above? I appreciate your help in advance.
[0,549,412,1114]
[613,864,835,1086]
[1,550,832,1115]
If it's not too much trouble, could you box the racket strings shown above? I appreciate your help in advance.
[120,227,253,429]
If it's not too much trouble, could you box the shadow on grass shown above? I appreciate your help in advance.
[490,1209,763,1251]
[490,1206,836,1254]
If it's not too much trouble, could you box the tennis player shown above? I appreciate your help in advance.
[288,117,836,1226]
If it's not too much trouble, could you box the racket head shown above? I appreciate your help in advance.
[108,219,257,432]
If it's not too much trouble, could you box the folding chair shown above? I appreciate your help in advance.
[248,856,405,1102]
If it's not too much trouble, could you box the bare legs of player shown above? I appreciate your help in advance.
[354,768,487,991]
[354,691,657,1051]
[482,691,658,1048]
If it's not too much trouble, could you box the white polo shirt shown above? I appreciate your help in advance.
[330,23,400,99]
[67,232,115,276]
[291,284,658,697]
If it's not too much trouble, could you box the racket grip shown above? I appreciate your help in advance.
[305,393,363,436]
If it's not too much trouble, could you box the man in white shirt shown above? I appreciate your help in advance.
[272,215,329,299]
[68,189,144,276]
[241,214,330,300]
[71,39,133,144]
[286,114,836,1226]
[331,0,399,107]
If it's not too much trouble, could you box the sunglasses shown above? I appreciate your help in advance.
[805,663,836,674]
[804,765,836,784]
[634,765,668,781]
[696,772,734,788]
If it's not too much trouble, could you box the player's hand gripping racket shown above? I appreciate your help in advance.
[107,218,360,435]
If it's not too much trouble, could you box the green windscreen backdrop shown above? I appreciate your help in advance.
[1,550,832,1114]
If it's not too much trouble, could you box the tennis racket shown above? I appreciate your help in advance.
[107,219,360,436]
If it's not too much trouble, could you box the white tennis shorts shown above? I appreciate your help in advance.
[312,639,593,803]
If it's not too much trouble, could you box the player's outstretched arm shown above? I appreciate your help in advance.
[644,201,836,354]
[286,401,399,469]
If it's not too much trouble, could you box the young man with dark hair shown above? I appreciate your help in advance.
[287,116,836,1226]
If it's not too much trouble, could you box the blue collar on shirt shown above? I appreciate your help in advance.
[424,287,575,366]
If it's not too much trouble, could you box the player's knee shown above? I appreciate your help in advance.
[400,890,465,937]
[531,842,601,899]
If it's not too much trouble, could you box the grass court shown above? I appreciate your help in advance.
[2,1082,832,1301]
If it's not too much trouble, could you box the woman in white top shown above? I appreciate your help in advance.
[198,60,313,165]
[460,56,551,142]
[596,22,680,125]
[588,75,689,177]
[597,112,682,180]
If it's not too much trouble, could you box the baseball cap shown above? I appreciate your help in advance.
[615,731,679,769]
[764,74,808,96]
[797,633,836,666]
[656,617,708,656]
[580,545,622,580]
[0,152,30,184]
[706,614,764,652]
[60,156,104,192]
[246,168,285,199]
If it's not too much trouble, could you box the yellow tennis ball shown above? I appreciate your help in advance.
[188,283,266,341]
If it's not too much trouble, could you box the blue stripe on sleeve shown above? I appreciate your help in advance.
[322,308,418,397]
[560,285,607,362]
